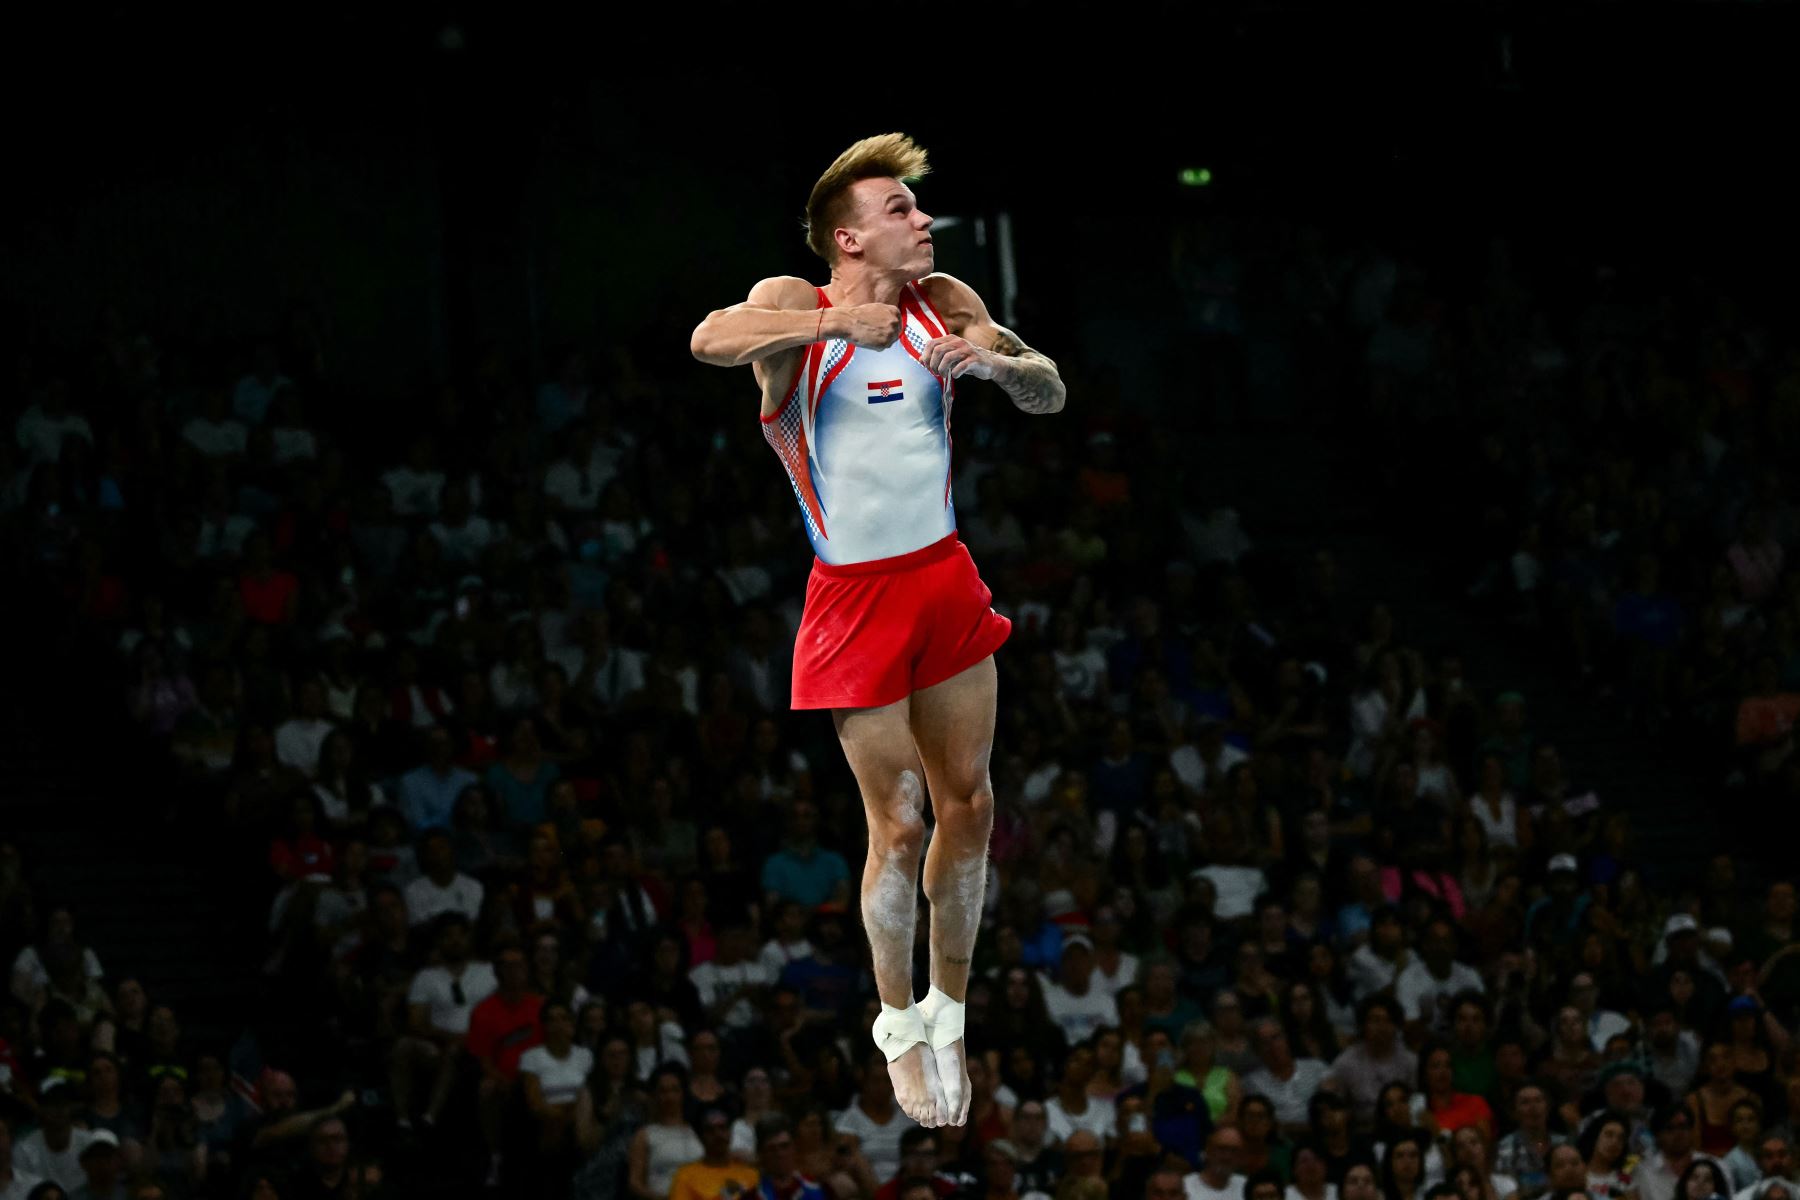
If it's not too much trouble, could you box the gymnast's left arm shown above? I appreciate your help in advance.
[920,273,1066,415]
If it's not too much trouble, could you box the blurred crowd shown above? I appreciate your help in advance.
[0,210,1795,1200]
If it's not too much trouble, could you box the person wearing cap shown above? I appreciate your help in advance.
[1040,934,1120,1045]
[670,1107,759,1200]
[12,1080,96,1191]
[1525,856,1590,957]
[0,1114,46,1200]
[69,1129,123,1200]
[1649,916,1728,1034]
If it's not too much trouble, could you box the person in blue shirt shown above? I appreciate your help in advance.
[760,801,850,910]
[398,726,478,832]
[753,1115,826,1200]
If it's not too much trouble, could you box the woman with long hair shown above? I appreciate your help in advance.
[1240,1094,1291,1179]
[1343,1164,1381,1200]
[531,928,592,1013]
[1419,1042,1495,1140]
[1449,1125,1515,1200]
[1579,1108,1636,1200]
[990,966,1069,1067]
[624,1065,703,1200]
[1375,1084,1444,1189]
[1307,943,1358,1041]
[1726,998,1785,1113]
[1381,1132,1430,1200]
[727,1067,778,1166]
[311,729,385,833]
[1689,1042,1756,1158]
[1675,1159,1732,1200]
[1289,1143,1340,1200]
[1088,1027,1130,1101]
[1285,980,1343,1064]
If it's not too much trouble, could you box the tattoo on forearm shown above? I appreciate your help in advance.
[985,324,1064,415]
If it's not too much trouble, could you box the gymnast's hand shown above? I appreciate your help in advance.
[839,304,902,350]
[922,334,997,381]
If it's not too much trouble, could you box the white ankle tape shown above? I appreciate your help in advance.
[872,1002,928,1063]
[917,986,965,1050]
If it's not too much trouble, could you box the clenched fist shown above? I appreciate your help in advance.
[838,304,902,350]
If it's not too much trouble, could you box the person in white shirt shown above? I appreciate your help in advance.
[382,439,448,517]
[758,901,815,979]
[1566,972,1631,1052]
[1394,919,1485,1037]
[404,831,485,927]
[1088,907,1140,999]
[1040,934,1121,1045]
[1241,1020,1330,1135]
[520,1000,595,1134]
[181,390,249,459]
[1170,715,1250,796]
[1044,1045,1118,1142]
[835,1049,919,1185]
[11,1080,95,1190]
[689,923,772,1032]
[1348,908,1410,1001]
[428,483,499,568]
[14,382,93,465]
[391,914,498,1129]
[1185,1127,1249,1200]
[10,907,105,1011]
[275,680,337,778]
[1636,1107,1730,1200]
[0,1112,45,1200]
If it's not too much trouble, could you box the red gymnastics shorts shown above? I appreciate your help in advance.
[790,531,1013,711]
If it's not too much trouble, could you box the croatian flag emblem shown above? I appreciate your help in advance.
[867,379,904,404]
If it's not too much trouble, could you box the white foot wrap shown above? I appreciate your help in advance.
[873,1002,928,1063]
[917,986,965,1049]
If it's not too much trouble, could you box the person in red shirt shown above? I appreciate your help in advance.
[465,943,544,1188]
[1418,1041,1495,1141]
[237,531,299,626]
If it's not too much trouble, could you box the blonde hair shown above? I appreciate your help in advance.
[804,133,931,263]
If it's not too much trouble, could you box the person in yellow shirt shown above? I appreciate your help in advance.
[672,1109,761,1200]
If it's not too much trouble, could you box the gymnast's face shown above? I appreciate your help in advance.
[841,178,934,275]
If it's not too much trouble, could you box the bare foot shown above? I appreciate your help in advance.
[932,1038,970,1126]
[886,1042,942,1127]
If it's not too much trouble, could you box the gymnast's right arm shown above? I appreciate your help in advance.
[690,277,902,367]
[689,276,827,368]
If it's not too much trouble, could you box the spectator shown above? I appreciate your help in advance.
[1581,1110,1634,1200]
[629,1067,705,1200]
[1242,1019,1330,1136]
[391,913,497,1129]
[403,831,484,927]
[1417,1043,1494,1141]
[1380,1133,1429,1200]
[69,1131,123,1200]
[398,727,480,833]
[467,943,545,1185]
[1183,1127,1247,1200]
[1395,922,1485,1039]
[1327,997,1416,1129]
[759,802,850,912]
[752,1116,825,1200]
[669,1106,760,1200]
[1494,1084,1564,1200]
[1045,1045,1117,1143]
[276,679,336,778]
[1640,1107,1730,1200]
[1040,936,1120,1045]
[0,1115,45,1200]
[835,1049,918,1186]
[12,1081,94,1191]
